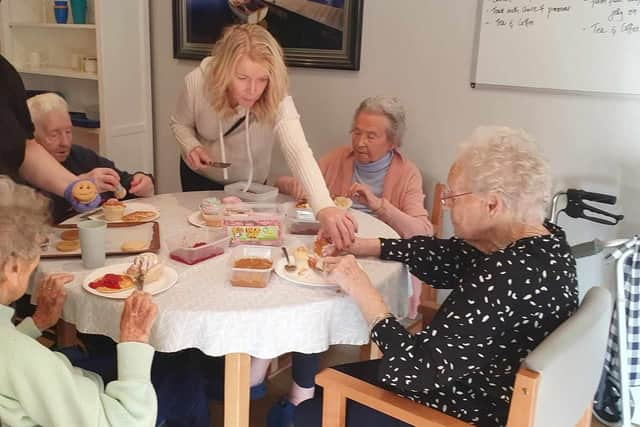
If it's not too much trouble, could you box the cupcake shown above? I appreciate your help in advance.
[102,198,125,221]
[200,197,223,227]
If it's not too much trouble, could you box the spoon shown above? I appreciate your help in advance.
[282,247,296,272]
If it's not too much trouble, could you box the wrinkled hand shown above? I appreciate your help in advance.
[349,183,382,211]
[119,291,158,343]
[277,176,306,200]
[32,273,74,331]
[186,146,213,171]
[323,255,371,295]
[129,173,154,197]
[80,168,120,193]
[316,207,358,251]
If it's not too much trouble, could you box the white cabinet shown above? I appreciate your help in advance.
[0,0,154,174]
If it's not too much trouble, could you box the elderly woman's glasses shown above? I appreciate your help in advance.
[350,129,384,143]
[440,189,474,205]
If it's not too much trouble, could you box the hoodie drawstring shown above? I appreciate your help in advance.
[242,111,253,193]
[218,110,253,190]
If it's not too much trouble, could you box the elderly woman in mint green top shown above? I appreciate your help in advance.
[0,176,158,427]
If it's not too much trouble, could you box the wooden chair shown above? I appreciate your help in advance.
[317,286,612,427]
[416,182,445,329]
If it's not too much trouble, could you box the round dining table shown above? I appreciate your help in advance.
[32,191,411,427]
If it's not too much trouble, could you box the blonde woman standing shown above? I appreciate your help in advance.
[171,24,356,249]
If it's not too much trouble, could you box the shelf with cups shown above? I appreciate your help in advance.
[15,66,98,80]
[8,22,96,30]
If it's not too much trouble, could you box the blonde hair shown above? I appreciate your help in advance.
[0,176,51,281]
[27,92,69,128]
[456,126,552,223]
[206,24,288,124]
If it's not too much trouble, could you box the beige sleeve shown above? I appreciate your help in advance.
[274,96,334,213]
[170,72,204,157]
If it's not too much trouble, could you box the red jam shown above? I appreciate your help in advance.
[89,273,123,289]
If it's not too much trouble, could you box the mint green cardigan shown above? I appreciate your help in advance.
[0,304,157,426]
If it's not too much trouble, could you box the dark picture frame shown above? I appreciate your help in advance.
[172,0,363,70]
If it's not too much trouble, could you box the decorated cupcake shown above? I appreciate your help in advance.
[102,198,125,221]
[200,197,223,227]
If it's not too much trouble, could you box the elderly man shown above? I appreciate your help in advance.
[27,92,154,222]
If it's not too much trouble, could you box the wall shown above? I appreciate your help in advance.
[150,0,640,293]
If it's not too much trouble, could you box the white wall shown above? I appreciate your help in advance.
[150,0,640,293]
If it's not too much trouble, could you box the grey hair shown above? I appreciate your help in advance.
[27,92,69,127]
[0,176,51,281]
[353,96,406,147]
[456,126,552,224]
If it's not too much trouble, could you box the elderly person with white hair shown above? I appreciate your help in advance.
[294,126,579,427]
[27,93,154,222]
[0,176,158,426]
[278,95,433,316]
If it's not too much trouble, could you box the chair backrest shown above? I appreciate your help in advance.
[517,286,612,427]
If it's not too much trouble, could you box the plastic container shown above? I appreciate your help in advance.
[168,228,230,265]
[229,245,274,288]
[224,181,278,202]
[225,203,284,246]
[287,204,320,235]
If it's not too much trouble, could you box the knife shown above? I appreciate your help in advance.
[209,162,232,169]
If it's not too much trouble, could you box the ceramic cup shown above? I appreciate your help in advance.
[78,220,107,269]
[82,56,97,74]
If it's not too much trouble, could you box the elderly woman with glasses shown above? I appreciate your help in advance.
[278,96,433,317]
[294,126,579,427]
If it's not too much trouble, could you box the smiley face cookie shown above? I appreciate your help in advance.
[71,180,97,203]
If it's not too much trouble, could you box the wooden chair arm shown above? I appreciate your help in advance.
[316,368,469,427]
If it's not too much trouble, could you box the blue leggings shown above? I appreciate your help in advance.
[294,359,411,427]
[60,334,210,427]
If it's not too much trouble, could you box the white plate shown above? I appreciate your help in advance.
[82,263,178,299]
[187,210,224,229]
[89,202,160,223]
[273,258,338,288]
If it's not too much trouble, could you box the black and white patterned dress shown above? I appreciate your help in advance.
[370,222,578,426]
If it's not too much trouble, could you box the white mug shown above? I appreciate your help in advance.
[71,53,83,71]
[82,56,97,74]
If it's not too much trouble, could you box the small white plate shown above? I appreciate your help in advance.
[89,202,160,223]
[273,258,338,288]
[82,263,178,299]
[187,210,224,229]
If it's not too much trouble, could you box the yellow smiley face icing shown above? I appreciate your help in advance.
[71,180,97,203]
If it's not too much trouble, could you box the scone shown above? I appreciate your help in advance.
[56,240,80,252]
[60,229,80,241]
[102,198,126,221]
[121,240,147,252]
[126,252,163,285]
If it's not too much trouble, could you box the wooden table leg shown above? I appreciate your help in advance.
[224,353,251,427]
[56,319,78,348]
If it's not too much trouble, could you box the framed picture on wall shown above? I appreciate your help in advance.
[172,0,364,70]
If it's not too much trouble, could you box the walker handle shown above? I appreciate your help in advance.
[567,189,616,205]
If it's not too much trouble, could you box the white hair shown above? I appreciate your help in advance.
[456,126,552,223]
[353,96,406,147]
[0,176,51,281]
[27,92,69,127]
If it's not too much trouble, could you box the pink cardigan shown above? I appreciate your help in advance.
[318,146,433,238]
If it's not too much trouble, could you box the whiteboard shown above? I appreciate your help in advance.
[473,0,640,95]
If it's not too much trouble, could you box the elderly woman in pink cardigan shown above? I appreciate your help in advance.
[270,96,433,427]
[279,95,433,314]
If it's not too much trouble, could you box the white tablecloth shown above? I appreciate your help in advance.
[33,192,409,358]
